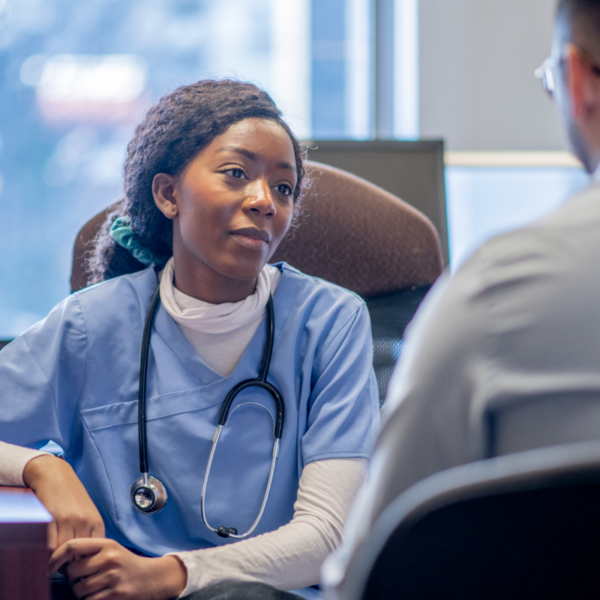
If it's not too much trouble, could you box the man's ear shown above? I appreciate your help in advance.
[153,173,179,220]
[567,46,600,120]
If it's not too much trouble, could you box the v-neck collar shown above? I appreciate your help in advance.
[150,263,296,387]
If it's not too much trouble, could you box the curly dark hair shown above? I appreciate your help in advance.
[88,79,306,283]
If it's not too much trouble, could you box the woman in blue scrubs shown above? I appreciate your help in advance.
[0,80,379,600]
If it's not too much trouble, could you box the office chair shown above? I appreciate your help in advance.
[334,441,600,600]
[71,161,444,402]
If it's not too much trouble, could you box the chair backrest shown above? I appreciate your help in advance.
[336,441,600,600]
[71,161,443,401]
[305,139,448,264]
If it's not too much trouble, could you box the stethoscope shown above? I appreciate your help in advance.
[130,285,285,539]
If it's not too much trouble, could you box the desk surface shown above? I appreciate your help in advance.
[0,486,52,523]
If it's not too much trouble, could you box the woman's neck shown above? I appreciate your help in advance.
[171,257,257,304]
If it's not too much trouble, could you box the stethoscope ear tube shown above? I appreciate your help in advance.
[132,286,166,515]
[218,380,284,439]
[217,295,285,438]
[201,427,281,539]
[138,286,161,475]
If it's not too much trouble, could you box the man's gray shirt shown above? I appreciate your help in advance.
[323,175,600,596]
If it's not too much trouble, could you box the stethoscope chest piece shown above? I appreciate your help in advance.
[131,474,168,514]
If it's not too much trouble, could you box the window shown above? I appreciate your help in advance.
[446,153,588,269]
[1,0,584,337]
[0,1,295,336]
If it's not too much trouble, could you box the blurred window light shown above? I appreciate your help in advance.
[1,0,420,339]
[20,54,149,125]
[394,0,419,139]
[446,153,589,270]
[311,0,347,137]
[0,0,10,25]
[346,0,371,139]
[19,53,48,86]
[23,54,148,104]
[269,0,311,139]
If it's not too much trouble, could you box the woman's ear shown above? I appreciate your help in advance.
[152,173,179,220]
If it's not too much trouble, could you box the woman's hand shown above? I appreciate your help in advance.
[49,538,187,600]
[23,454,105,550]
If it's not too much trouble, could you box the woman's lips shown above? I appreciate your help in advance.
[230,232,268,251]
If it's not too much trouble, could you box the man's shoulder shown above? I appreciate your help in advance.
[461,182,600,283]
[438,181,600,339]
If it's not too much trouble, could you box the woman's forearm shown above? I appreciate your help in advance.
[171,458,367,597]
[23,453,105,550]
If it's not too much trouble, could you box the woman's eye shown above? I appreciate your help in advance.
[225,168,245,179]
[277,183,293,197]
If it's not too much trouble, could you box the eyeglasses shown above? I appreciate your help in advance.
[535,44,600,98]
[535,55,562,97]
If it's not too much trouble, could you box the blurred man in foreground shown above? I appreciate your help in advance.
[324,0,600,595]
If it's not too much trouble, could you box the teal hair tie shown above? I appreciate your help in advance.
[109,216,156,267]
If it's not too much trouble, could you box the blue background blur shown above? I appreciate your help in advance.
[0,0,592,337]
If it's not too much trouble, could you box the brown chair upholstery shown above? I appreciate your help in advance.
[70,161,443,401]
[271,162,442,297]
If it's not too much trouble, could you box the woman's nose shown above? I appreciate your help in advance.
[245,179,276,216]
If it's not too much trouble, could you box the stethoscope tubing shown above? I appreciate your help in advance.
[201,424,280,539]
[133,284,285,537]
[138,285,161,474]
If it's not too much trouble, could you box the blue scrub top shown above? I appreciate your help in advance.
[0,264,379,556]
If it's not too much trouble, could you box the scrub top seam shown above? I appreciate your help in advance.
[71,294,90,418]
[150,268,222,385]
[152,312,209,383]
[80,414,121,524]
[312,304,365,376]
[272,264,302,335]
[18,334,61,448]
[19,335,58,408]
[302,451,371,465]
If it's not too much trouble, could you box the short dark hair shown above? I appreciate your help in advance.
[88,79,306,284]
[557,0,600,52]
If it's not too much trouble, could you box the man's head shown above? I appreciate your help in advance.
[546,0,600,172]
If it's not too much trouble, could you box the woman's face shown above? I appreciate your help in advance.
[153,117,298,302]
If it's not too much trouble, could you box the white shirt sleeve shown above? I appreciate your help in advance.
[170,458,367,597]
[0,441,49,486]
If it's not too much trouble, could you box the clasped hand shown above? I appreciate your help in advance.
[24,455,186,600]
[50,538,186,600]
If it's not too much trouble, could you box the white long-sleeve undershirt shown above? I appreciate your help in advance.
[171,458,367,597]
[159,257,282,377]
